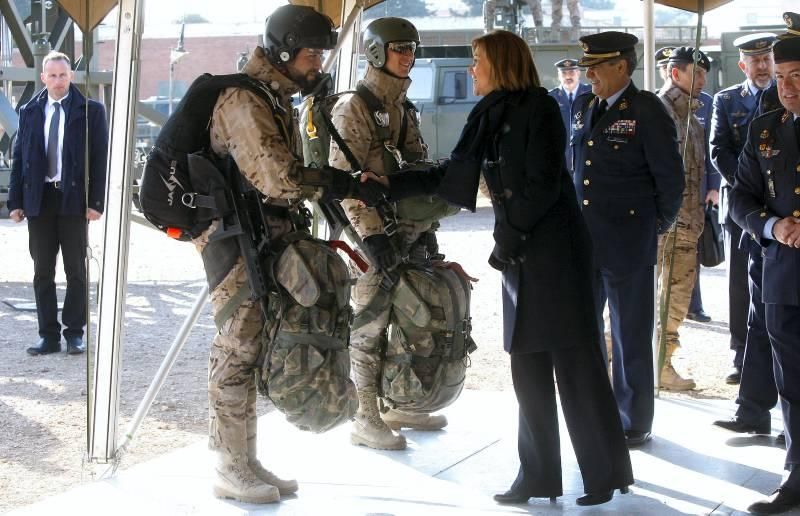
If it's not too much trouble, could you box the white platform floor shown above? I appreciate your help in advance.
[9,390,798,515]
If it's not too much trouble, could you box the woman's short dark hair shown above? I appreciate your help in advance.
[472,30,541,91]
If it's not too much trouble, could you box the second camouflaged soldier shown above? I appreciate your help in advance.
[656,47,711,391]
[195,6,359,504]
[330,18,463,450]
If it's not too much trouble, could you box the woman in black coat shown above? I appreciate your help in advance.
[360,30,633,506]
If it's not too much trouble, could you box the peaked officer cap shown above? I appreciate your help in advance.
[733,33,777,55]
[773,36,800,64]
[555,58,579,70]
[655,47,675,67]
[779,12,800,40]
[577,31,638,67]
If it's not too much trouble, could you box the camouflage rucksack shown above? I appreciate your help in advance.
[381,265,477,413]
[256,233,358,432]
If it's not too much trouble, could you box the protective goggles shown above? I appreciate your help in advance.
[388,41,417,55]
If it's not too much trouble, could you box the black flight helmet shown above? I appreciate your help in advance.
[264,5,338,63]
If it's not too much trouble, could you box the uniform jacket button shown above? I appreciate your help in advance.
[629,209,635,215]
[585,160,592,166]
[794,210,800,217]
[587,140,594,146]
[583,199,590,206]
[760,212,767,218]
[794,187,800,195]
[583,179,590,185]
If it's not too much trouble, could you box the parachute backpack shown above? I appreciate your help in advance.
[137,73,283,241]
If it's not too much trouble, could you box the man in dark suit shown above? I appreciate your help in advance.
[8,51,108,356]
[730,34,800,515]
[709,32,776,385]
[572,31,685,447]
[548,58,590,172]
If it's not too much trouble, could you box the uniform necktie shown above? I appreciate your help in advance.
[47,102,60,179]
[755,89,764,111]
[592,99,607,129]
[568,91,574,107]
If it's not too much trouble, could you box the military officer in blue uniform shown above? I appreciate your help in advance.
[655,46,675,94]
[572,31,685,447]
[730,35,800,515]
[549,58,590,173]
[709,32,777,385]
[712,18,798,446]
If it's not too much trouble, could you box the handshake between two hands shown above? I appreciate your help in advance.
[320,166,389,206]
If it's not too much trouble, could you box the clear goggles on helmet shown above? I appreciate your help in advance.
[387,41,417,55]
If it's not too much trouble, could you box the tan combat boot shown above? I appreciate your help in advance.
[350,391,406,450]
[246,415,298,496]
[660,363,696,391]
[213,453,280,504]
[382,409,448,431]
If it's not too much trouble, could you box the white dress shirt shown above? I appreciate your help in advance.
[44,93,68,182]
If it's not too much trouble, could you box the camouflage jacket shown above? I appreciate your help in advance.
[194,47,320,254]
[330,65,427,240]
[659,82,705,236]
[209,46,320,203]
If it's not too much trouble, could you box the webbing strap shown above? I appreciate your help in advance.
[213,282,252,331]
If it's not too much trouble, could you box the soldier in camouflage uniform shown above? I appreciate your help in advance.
[656,47,710,391]
[193,5,356,504]
[329,18,456,450]
[483,0,581,40]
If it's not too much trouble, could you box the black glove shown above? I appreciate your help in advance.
[357,177,390,207]
[488,243,520,272]
[320,166,359,203]
[364,234,398,271]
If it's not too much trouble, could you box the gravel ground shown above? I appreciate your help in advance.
[0,206,739,512]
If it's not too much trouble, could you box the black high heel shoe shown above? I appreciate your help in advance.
[493,489,558,504]
[576,486,630,506]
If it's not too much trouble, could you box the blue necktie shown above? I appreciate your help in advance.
[568,91,574,107]
[47,102,60,179]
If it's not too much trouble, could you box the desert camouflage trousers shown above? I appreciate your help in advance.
[349,269,391,394]
[208,257,263,455]
[483,0,580,29]
[656,226,702,356]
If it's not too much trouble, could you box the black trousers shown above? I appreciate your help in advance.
[723,218,750,366]
[593,265,656,433]
[766,303,800,472]
[735,250,778,425]
[27,185,87,341]
[509,345,633,496]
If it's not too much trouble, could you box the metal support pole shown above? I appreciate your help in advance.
[334,0,364,93]
[117,285,209,456]
[168,59,174,115]
[32,39,50,92]
[87,0,143,465]
[642,0,655,92]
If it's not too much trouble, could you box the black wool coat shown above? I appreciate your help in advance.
[482,87,599,353]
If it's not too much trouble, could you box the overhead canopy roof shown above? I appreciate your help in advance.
[57,0,117,32]
[653,0,734,13]
[56,0,387,32]
[289,0,385,28]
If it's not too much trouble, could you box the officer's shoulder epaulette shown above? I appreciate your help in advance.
[714,83,742,101]
[547,86,560,96]
[634,89,665,108]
